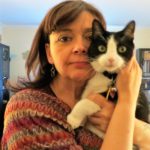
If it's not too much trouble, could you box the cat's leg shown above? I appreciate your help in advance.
[67,99,101,129]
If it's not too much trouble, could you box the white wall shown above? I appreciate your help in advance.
[1,25,37,82]
[108,26,150,48]
[134,28,150,48]
[1,25,150,82]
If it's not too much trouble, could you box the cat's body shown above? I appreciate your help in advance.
[67,20,149,139]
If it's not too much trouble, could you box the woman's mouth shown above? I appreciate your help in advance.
[70,61,90,68]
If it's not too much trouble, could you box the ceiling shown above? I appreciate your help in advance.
[0,0,150,27]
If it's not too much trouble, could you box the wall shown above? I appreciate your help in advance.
[1,25,150,82]
[1,25,37,82]
[108,26,150,48]
[0,23,3,42]
[134,28,150,48]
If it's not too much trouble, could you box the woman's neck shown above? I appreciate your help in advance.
[50,75,87,108]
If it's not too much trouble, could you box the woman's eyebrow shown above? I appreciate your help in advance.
[54,27,92,33]
[83,28,92,34]
[55,28,72,33]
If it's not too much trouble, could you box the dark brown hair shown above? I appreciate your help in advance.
[10,0,106,91]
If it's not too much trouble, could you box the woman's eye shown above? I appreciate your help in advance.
[86,35,92,41]
[85,33,92,41]
[58,36,72,42]
[118,46,127,53]
[98,45,106,52]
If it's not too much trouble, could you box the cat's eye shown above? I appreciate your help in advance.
[98,45,106,52]
[118,46,127,53]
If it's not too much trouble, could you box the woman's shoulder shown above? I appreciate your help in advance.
[5,88,71,127]
[6,88,52,111]
[5,88,49,115]
[8,88,70,112]
[8,88,61,105]
[2,88,75,149]
[10,88,55,103]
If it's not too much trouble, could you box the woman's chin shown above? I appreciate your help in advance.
[70,72,93,82]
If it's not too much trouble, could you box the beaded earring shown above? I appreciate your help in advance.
[51,65,56,78]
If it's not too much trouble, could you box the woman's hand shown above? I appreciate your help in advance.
[87,93,115,132]
[116,55,142,105]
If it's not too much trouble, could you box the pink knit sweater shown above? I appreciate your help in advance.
[1,88,102,150]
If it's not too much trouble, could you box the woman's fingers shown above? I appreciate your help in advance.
[87,93,107,108]
[116,55,142,104]
[87,93,115,132]
[87,113,110,132]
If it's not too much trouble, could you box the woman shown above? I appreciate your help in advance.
[1,0,150,150]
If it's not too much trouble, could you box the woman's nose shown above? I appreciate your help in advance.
[72,39,88,54]
[73,48,87,54]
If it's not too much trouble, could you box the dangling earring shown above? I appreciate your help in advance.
[51,65,56,78]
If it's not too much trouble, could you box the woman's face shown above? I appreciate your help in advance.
[46,11,96,82]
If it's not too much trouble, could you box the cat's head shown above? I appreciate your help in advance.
[88,19,135,73]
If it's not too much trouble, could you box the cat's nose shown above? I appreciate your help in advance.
[108,58,115,64]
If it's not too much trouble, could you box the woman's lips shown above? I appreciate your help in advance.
[70,61,90,68]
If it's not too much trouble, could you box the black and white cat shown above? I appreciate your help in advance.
[67,20,149,138]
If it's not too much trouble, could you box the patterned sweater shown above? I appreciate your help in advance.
[1,88,103,150]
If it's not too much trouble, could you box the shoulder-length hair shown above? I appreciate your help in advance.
[10,0,106,91]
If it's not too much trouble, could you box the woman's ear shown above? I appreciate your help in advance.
[45,43,54,64]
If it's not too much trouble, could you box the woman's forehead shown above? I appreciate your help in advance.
[52,11,96,31]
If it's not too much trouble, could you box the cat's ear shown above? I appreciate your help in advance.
[92,19,105,38]
[123,20,135,38]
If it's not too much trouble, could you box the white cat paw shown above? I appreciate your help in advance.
[67,114,84,129]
